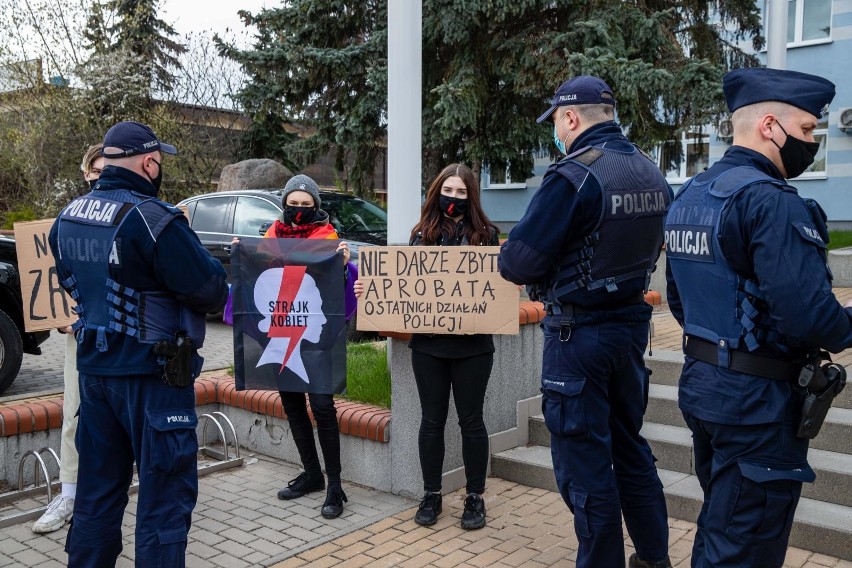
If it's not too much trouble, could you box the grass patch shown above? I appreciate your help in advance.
[828,230,852,250]
[343,340,391,408]
[221,341,392,408]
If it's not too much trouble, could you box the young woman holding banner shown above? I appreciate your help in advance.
[233,174,352,519]
[355,163,499,529]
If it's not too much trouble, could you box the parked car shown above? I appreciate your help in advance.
[177,189,387,341]
[177,189,387,279]
[0,234,51,394]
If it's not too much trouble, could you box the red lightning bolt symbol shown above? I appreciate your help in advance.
[268,265,308,373]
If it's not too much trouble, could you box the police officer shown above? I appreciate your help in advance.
[49,121,228,567]
[666,68,852,567]
[499,76,673,568]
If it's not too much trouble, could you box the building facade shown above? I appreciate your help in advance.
[482,0,852,230]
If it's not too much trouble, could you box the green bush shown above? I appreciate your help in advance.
[2,206,38,229]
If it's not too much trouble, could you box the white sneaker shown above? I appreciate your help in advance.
[32,495,74,534]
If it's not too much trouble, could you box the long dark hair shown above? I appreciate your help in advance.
[410,163,497,245]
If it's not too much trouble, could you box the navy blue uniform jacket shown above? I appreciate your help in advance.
[49,165,228,376]
[668,147,852,424]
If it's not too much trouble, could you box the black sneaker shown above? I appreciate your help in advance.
[414,491,442,526]
[321,485,348,519]
[277,472,324,500]
[460,493,486,530]
[628,553,673,568]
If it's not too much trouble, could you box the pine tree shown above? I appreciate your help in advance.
[221,0,763,195]
[218,0,387,195]
[86,0,186,93]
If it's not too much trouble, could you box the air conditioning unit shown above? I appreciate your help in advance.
[839,108,852,133]
[717,118,734,141]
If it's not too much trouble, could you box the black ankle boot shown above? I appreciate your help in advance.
[414,491,442,526]
[321,485,348,519]
[277,472,324,500]
[460,493,486,530]
[628,553,673,568]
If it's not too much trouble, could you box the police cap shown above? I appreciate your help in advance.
[536,75,616,123]
[723,68,835,118]
[102,121,178,159]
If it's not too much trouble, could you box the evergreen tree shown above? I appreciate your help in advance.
[218,1,387,195]
[221,0,763,195]
[86,0,186,93]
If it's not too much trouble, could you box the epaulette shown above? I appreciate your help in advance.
[567,146,603,166]
[135,200,182,241]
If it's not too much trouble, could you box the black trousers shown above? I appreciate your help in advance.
[411,351,492,494]
[279,391,341,484]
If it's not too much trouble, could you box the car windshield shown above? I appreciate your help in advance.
[327,198,387,234]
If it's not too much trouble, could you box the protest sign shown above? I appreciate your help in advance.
[357,246,518,334]
[14,219,76,332]
[232,237,346,393]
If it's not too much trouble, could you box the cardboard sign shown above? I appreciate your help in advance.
[357,246,519,335]
[14,219,76,332]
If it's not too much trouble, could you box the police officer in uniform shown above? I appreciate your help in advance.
[49,121,228,567]
[499,76,673,568]
[665,68,852,567]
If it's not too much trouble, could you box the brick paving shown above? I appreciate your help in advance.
[270,478,852,568]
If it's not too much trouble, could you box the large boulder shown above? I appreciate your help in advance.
[218,159,293,191]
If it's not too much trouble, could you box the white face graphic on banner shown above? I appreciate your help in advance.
[254,267,326,383]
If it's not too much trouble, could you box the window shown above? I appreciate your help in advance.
[793,111,828,179]
[190,196,232,234]
[658,132,710,183]
[763,0,831,46]
[234,196,281,236]
[482,162,527,189]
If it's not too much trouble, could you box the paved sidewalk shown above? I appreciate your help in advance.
[2,458,850,567]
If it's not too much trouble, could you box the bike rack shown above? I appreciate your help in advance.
[0,447,62,529]
[198,412,244,474]
[0,412,244,529]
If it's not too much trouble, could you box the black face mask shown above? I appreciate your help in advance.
[283,206,318,225]
[149,158,163,192]
[439,195,468,217]
[772,121,820,179]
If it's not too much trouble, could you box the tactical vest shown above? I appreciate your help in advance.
[540,144,671,305]
[54,189,206,355]
[665,166,800,364]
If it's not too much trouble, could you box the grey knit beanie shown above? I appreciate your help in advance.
[282,174,321,209]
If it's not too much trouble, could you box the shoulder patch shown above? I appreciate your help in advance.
[792,220,827,249]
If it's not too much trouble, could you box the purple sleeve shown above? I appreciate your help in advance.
[345,261,358,321]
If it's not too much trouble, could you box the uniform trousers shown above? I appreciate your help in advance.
[682,412,812,568]
[67,373,198,568]
[541,318,668,568]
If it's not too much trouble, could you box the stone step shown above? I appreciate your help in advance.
[491,445,852,561]
[529,415,852,507]
[643,384,852,454]
[645,351,852,410]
